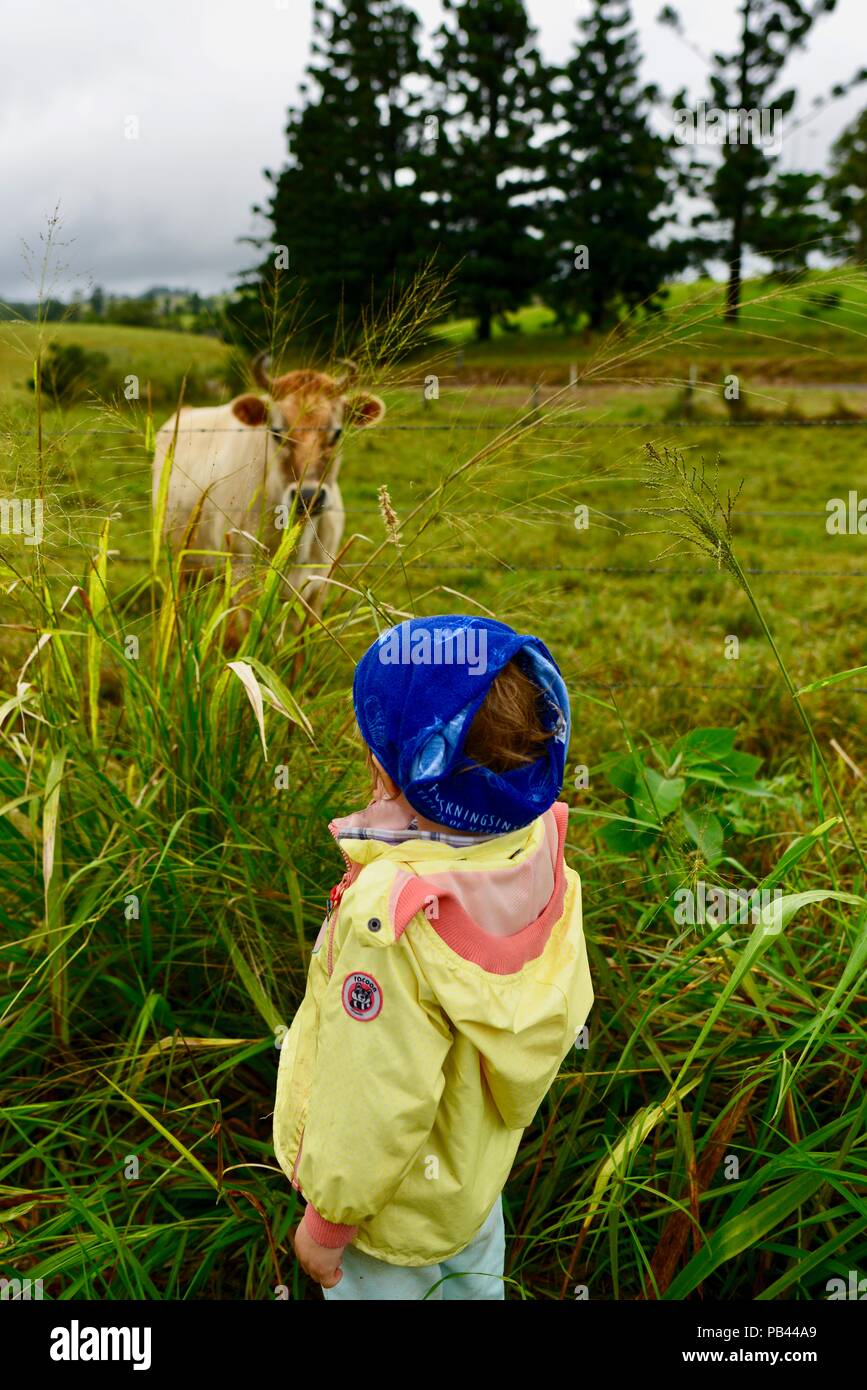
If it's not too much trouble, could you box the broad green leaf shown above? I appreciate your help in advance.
[666,1170,827,1298]
[683,767,771,797]
[599,819,658,853]
[683,807,724,864]
[673,727,737,761]
[633,767,685,822]
[604,755,636,796]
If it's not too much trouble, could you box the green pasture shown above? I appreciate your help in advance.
[4,266,867,394]
[0,294,865,1300]
[436,269,867,383]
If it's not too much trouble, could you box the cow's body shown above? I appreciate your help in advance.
[152,360,384,621]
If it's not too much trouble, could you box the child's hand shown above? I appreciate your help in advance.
[293,1219,345,1289]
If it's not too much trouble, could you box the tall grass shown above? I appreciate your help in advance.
[1,277,866,1300]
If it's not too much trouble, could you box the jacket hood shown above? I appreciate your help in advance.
[329,797,586,1130]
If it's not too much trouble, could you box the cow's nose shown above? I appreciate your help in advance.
[289,484,328,518]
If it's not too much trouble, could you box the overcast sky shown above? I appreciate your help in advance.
[3,0,864,300]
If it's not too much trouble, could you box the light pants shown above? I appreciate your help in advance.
[323,1196,505,1301]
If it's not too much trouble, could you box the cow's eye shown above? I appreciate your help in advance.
[330,426,342,446]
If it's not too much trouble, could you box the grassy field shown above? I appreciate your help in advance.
[434,269,867,383]
[1,282,865,1300]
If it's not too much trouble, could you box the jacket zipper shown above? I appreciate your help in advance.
[326,871,353,978]
[326,822,357,979]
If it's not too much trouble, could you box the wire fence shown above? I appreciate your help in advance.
[5,418,867,438]
[3,397,865,699]
[1,497,848,522]
[24,556,863,578]
[574,679,867,695]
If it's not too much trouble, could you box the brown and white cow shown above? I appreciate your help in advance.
[152,353,385,619]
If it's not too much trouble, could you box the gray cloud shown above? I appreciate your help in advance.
[3,0,863,300]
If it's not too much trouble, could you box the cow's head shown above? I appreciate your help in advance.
[230,353,385,520]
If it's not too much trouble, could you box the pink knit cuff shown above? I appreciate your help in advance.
[303,1204,357,1248]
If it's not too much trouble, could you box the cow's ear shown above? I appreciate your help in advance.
[231,394,268,427]
[345,393,386,429]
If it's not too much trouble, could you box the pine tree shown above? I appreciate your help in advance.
[420,0,551,341]
[542,0,682,332]
[826,107,867,263]
[749,170,830,274]
[236,0,426,350]
[662,0,837,319]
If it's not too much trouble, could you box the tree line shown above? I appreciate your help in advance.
[1,285,221,332]
[233,0,867,346]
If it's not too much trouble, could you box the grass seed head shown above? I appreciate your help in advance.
[377,484,402,551]
[640,442,744,581]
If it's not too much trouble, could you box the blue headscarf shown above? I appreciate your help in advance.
[353,615,570,833]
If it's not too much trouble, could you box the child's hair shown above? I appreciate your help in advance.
[363,659,553,797]
[463,659,554,773]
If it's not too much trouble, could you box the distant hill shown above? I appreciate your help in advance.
[2,269,866,388]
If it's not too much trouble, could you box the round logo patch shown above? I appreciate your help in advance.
[341,971,383,1021]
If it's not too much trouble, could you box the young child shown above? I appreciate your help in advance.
[273,614,593,1300]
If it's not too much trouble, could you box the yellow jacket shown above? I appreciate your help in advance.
[273,798,593,1266]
